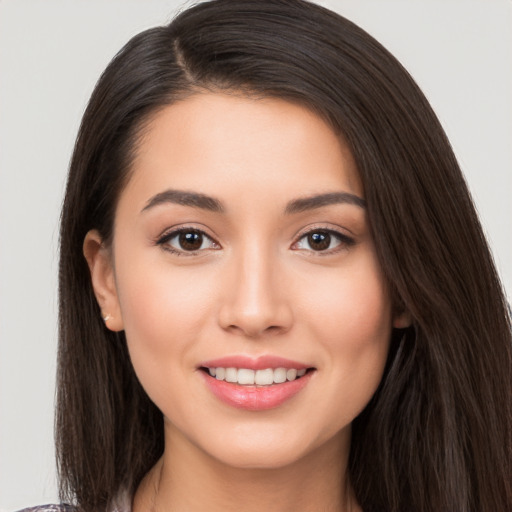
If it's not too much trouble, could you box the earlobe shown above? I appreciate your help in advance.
[83,230,124,331]
[393,309,412,329]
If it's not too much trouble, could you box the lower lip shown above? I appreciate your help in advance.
[200,370,313,411]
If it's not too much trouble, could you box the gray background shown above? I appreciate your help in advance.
[1,0,510,509]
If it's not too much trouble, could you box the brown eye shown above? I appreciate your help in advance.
[158,228,219,254]
[293,229,354,253]
[178,231,204,251]
[307,232,331,251]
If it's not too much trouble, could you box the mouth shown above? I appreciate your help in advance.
[200,366,312,386]
[198,357,316,411]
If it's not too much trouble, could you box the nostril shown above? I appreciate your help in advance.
[217,286,294,338]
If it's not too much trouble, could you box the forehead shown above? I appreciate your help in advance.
[124,92,362,208]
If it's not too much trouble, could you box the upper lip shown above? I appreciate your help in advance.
[199,355,312,371]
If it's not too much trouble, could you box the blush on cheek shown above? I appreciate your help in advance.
[115,266,220,407]
[118,263,213,334]
[307,287,391,347]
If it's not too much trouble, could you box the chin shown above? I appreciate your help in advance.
[197,422,343,471]
[211,444,308,470]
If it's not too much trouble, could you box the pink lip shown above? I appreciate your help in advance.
[198,355,315,411]
[199,355,310,371]
[201,371,313,411]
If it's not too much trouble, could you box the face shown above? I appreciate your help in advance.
[86,92,405,469]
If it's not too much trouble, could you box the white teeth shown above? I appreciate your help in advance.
[237,368,255,385]
[225,367,237,383]
[208,366,309,385]
[273,367,287,384]
[286,368,297,381]
[255,368,274,385]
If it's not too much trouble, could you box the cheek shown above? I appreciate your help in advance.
[302,251,392,344]
[113,256,218,383]
[299,252,392,414]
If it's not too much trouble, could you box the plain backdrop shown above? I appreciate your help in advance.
[0,0,510,509]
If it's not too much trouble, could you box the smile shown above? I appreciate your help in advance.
[199,356,316,411]
[205,367,307,386]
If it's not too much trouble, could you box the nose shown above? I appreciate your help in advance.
[217,244,293,338]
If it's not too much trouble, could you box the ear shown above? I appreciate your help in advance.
[83,230,124,331]
[392,308,412,329]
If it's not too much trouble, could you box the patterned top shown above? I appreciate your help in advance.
[16,507,77,512]
[16,493,131,512]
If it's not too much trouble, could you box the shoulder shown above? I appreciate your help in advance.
[15,495,131,512]
[15,506,77,512]
[15,492,131,512]
[14,506,76,512]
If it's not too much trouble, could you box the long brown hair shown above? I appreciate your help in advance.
[57,1,512,510]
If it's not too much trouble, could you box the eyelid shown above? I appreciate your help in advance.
[155,225,221,255]
[291,224,355,254]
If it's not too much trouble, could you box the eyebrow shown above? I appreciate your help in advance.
[141,189,365,215]
[284,192,366,214]
[141,189,224,213]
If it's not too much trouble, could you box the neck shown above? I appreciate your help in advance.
[133,423,359,512]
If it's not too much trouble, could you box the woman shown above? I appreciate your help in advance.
[22,0,512,511]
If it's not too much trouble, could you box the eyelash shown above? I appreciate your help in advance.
[292,228,355,255]
[156,226,355,256]
[156,227,220,256]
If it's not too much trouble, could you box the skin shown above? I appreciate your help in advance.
[84,92,410,512]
